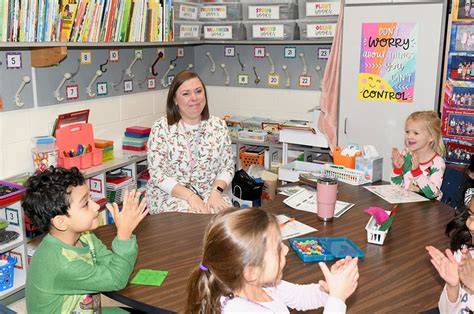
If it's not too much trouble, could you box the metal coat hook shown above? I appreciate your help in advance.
[315,64,325,88]
[266,53,275,74]
[299,52,308,76]
[54,72,72,102]
[112,69,126,90]
[126,51,143,79]
[187,64,194,71]
[253,66,261,85]
[220,64,230,86]
[169,54,178,67]
[151,51,164,76]
[99,58,109,73]
[70,59,81,82]
[282,65,290,88]
[237,53,245,71]
[14,75,31,108]
[161,63,175,88]
[86,70,103,97]
[206,52,216,73]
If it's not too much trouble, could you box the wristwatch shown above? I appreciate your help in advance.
[213,186,224,194]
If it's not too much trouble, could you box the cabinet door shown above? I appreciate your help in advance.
[338,2,446,180]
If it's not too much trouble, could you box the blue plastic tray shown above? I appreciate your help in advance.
[289,237,365,263]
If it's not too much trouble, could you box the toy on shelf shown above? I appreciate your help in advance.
[95,139,114,162]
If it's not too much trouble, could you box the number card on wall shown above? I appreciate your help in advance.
[124,80,133,92]
[89,177,103,194]
[147,78,156,90]
[66,85,79,100]
[298,75,312,88]
[6,52,22,69]
[284,47,296,58]
[109,49,120,62]
[318,48,330,59]
[80,50,92,64]
[238,74,249,85]
[8,251,23,269]
[97,82,108,96]
[268,74,280,87]
[5,207,19,226]
[254,47,266,58]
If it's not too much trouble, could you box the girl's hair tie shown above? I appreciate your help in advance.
[199,262,209,272]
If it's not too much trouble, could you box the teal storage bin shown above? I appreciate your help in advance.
[290,237,365,263]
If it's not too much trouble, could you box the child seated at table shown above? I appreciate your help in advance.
[391,111,445,200]
[426,160,474,312]
[184,207,359,313]
[22,167,148,313]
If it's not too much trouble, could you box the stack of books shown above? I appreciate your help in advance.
[122,126,151,152]
[106,172,136,203]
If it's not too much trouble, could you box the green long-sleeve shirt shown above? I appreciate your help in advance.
[26,231,137,314]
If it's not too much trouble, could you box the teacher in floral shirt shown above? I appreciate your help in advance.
[146,71,234,214]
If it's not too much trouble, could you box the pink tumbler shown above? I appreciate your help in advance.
[317,177,338,222]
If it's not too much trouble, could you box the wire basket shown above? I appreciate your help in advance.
[323,164,367,186]
[0,256,16,291]
[365,216,389,245]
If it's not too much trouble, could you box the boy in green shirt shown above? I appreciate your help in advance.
[22,167,148,313]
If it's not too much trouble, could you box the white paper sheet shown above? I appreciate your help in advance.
[282,188,355,218]
[277,214,318,240]
[364,185,430,204]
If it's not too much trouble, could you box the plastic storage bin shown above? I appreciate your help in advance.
[202,21,244,40]
[323,164,367,186]
[290,237,365,263]
[365,215,389,245]
[297,20,337,39]
[244,20,296,40]
[241,0,297,20]
[200,2,242,21]
[56,123,103,170]
[174,21,202,41]
[174,1,201,21]
[0,256,16,291]
[332,146,361,169]
[31,136,58,172]
[298,0,341,19]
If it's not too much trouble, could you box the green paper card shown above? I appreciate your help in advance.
[131,269,168,286]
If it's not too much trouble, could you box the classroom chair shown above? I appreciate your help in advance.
[440,164,465,209]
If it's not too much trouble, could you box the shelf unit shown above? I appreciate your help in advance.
[0,39,333,48]
[0,201,28,306]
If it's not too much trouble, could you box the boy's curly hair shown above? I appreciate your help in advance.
[21,167,85,233]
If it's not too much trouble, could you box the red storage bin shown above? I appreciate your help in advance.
[56,123,103,170]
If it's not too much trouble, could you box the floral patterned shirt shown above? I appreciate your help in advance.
[146,116,235,214]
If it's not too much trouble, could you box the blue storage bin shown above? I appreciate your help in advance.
[290,237,365,263]
[0,256,16,291]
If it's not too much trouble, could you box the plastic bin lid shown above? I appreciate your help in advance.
[323,237,365,259]
[33,136,56,144]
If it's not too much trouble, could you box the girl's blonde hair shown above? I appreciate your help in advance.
[406,110,445,156]
[184,208,280,313]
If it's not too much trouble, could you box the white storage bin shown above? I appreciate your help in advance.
[298,0,341,19]
[174,21,202,41]
[200,2,242,21]
[202,21,245,40]
[297,20,337,39]
[365,212,390,245]
[174,1,201,21]
[241,0,297,20]
[244,20,296,40]
[278,160,324,182]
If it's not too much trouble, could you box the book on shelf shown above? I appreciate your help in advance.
[59,0,78,42]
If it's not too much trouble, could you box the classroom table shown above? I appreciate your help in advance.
[95,182,455,313]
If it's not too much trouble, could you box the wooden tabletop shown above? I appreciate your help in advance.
[95,182,454,313]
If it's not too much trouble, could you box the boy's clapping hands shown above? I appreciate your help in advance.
[106,189,149,241]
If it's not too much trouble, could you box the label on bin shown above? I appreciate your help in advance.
[179,4,199,20]
[306,2,340,17]
[200,5,227,19]
[179,25,200,38]
[249,5,280,20]
[307,23,336,38]
[204,25,233,39]
[252,24,284,39]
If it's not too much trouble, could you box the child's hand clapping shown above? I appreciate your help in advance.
[318,257,359,302]
[410,152,419,170]
[391,147,404,169]
[106,189,149,241]
[459,246,474,294]
[426,246,459,288]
